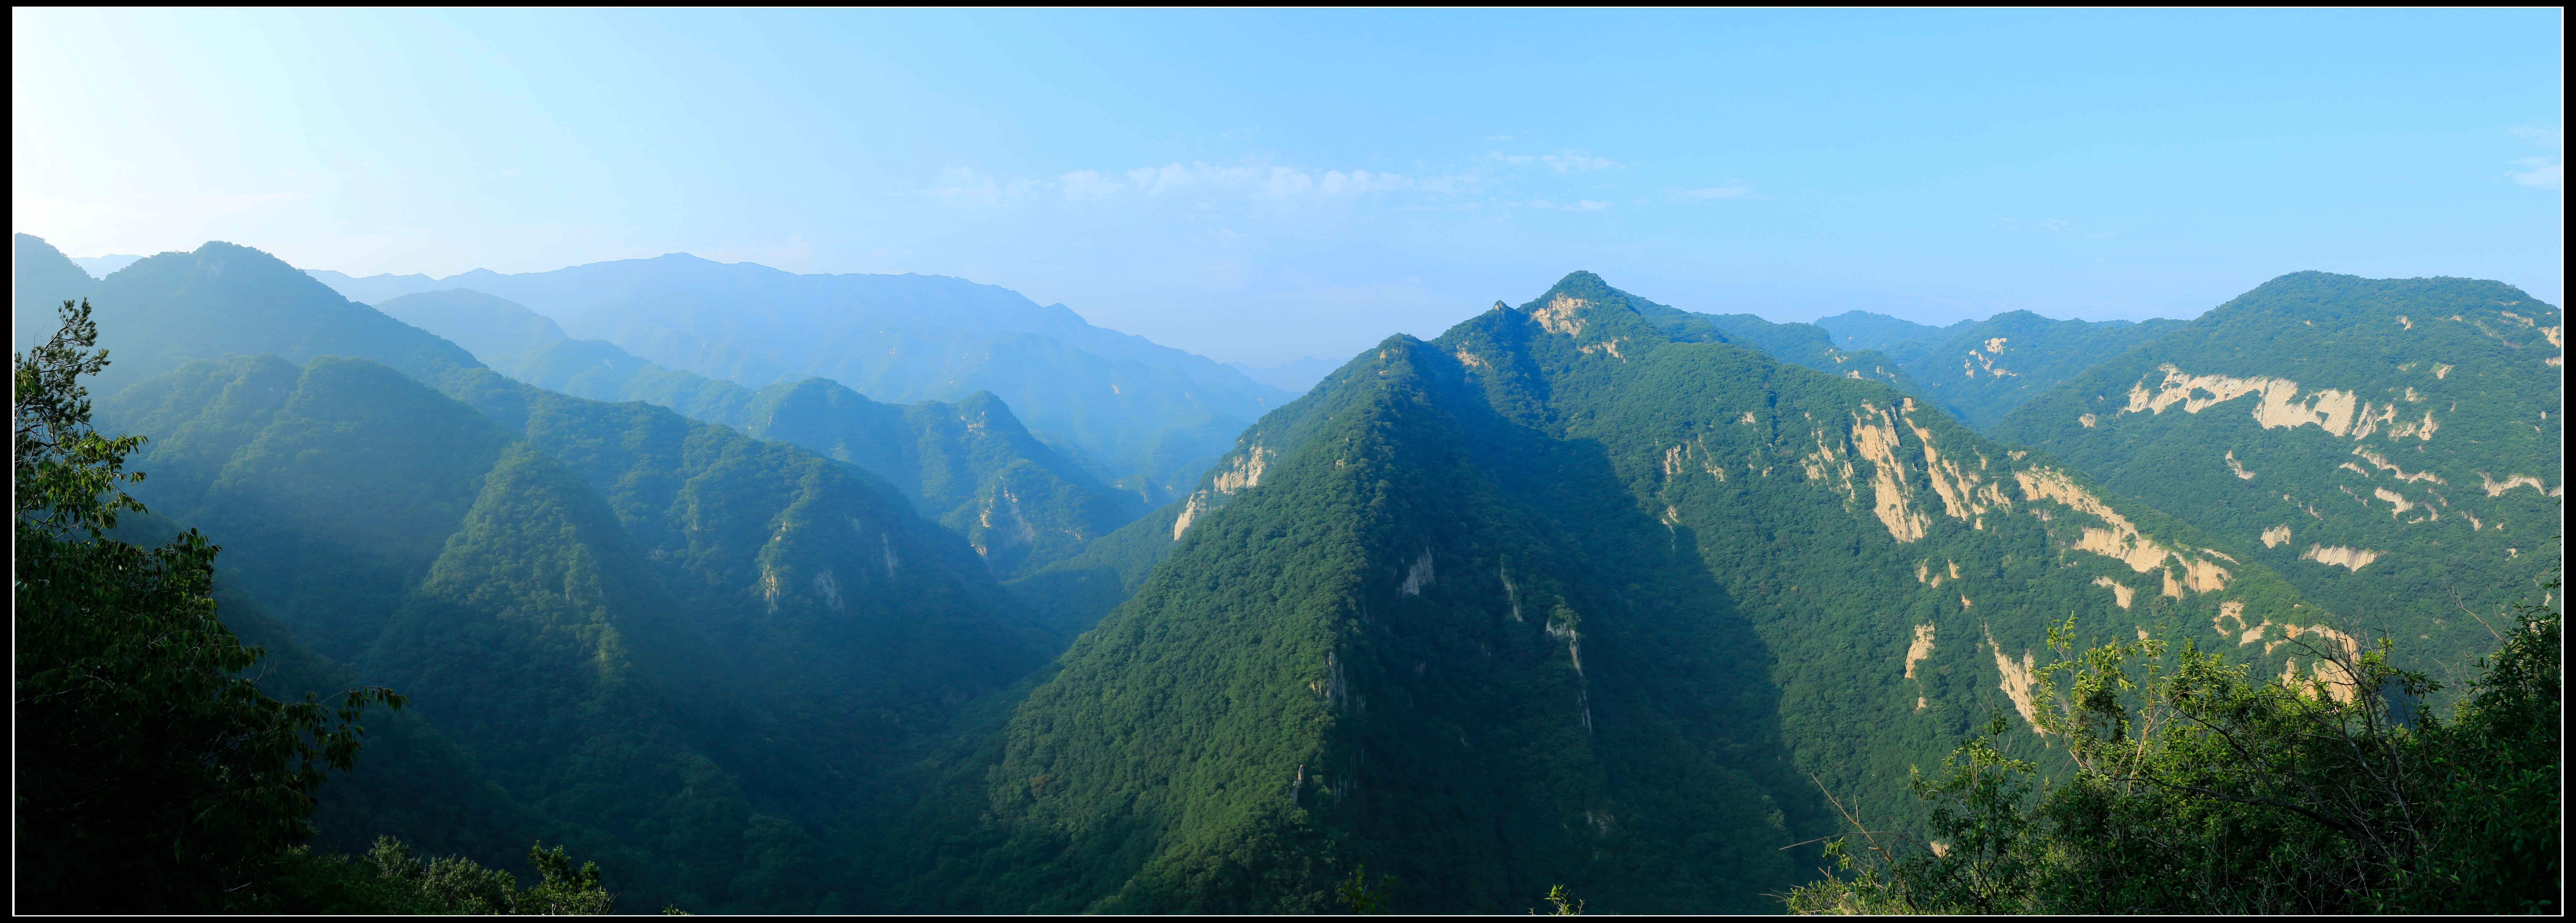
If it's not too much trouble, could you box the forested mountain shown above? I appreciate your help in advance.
[1658,307,1919,392]
[13,238,1138,578]
[20,228,2552,913]
[15,234,98,343]
[1992,272,2562,689]
[97,351,1061,912]
[311,255,1289,499]
[378,288,1144,575]
[11,235,1065,912]
[1812,308,2186,430]
[1815,308,1951,354]
[863,272,2349,913]
[106,504,545,873]
[13,237,478,396]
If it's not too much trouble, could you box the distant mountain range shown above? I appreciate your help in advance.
[372,287,1145,577]
[18,233,1071,911]
[307,257,1291,501]
[1224,356,1339,393]
[69,253,144,278]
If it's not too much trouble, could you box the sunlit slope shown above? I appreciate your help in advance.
[21,239,486,395]
[101,354,1058,912]
[1992,271,2563,684]
[898,273,2342,913]
[380,287,1146,573]
[1450,273,2340,817]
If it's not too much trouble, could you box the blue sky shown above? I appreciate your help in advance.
[13,9,2563,366]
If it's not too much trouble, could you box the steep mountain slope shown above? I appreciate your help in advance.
[377,287,1144,573]
[1814,308,2188,430]
[37,234,1071,912]
[13,239,480,396]
[13,233,98,350]
[885,273,2345,913]
[1992,272,2562,685]
[99,506,542,873]
[314,254,1289,496]
[370,288,571,371]
[103,353,1061,912]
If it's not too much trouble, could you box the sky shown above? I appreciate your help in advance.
[13,9,2564,367]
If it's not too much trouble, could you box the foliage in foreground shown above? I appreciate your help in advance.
[13,301,616,913]
[1785,584,2562,914]
[14,300,395,911]
[245,837,615,914]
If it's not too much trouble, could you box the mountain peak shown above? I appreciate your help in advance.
[1514,271,1680,322]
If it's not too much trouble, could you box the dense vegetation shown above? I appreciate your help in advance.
[1992,272,2563,694]
[378,286,1144,575]
[13,238,1073,911]
[855,272,2375,912]
[1787,585,2559,914]
[98,351,1061,912]
[17,228,2556,913]
[12,300,608,913]
[1811,308,2185,431]
[1649,304,1920,393]
[1844,310,2185,430]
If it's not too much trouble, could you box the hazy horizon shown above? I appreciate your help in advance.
[39,241,2546,376]
[15,9,2564,366]
[55,241,2239,366]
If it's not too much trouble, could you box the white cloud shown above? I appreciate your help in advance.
[920,167,1043,207]
[2509,158,2563,190]
[1519,199,1612,211]
[927,161,1443,214]
[1540,153,1620,174]
[1069,162,1417,206]
[184,190,313,216]
[1671,186,1750,201]
[2506,124,2563,190]
[1490,150,1622,173]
